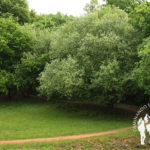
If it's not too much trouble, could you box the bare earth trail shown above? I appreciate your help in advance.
[0,127,131,144]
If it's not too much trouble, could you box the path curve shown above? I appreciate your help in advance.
[0,127,131,144]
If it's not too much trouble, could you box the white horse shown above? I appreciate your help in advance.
[138,117,146,145]
[144,114,150,143]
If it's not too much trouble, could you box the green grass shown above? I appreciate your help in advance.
[0,99,131,141]
[0,130,143,150]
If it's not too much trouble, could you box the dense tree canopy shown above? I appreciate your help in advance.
[15,26,51,94]
[0,18,32,71]
[0,18,33,95]
[38,56,84,99]
[129,1,150,38]
[33,12,73,29]
[133,38,150,95]
[0,0,31,24]
[0,0,149,105]
[105,0,147,12]
[38,6,139,103]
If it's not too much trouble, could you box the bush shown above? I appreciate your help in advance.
[38,56,84,99]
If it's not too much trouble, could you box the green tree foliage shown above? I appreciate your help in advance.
[0,0,148,105]
[133,38,150,95]
[0,18,33,95]
[39,6,139,103]
[0,0,31,24]
[84,0,100,13]
[29,9,38,23]
[38,56,84,99]
[91,59,124,104]
[15,26,51,94]
[33,12,73,29]
[106,0,134,11]
[104,0,146,13]
[0,71,16,95]
[129,1,150,38]
[0,18,32,71]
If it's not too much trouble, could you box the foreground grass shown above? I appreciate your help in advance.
[0,129,148,150]
[0,99,131,141]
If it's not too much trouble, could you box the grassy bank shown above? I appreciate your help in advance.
[0,129,146,150]
[0,99,131,141]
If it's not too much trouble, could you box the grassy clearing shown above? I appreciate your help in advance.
[0,99,131,141]
[0,129,147,150]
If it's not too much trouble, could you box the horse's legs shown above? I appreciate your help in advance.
[141,132,146,145]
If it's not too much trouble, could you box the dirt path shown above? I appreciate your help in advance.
[0,127,131,144]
